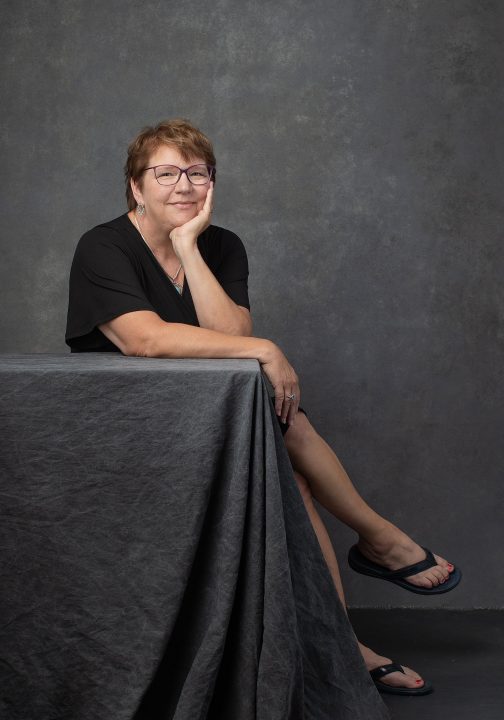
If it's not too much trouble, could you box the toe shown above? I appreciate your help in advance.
[379,665,424,690]
[430,567,447,584]
[434,554,454,577]
[406,553,454,587]
[405,569,436,587]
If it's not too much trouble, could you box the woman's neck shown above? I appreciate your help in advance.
[128,211,177,262]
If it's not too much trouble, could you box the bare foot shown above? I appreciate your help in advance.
[358,523,454,589]
[359,642,425,690]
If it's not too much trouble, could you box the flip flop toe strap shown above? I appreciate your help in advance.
[385,547,437,579]
[370,663,405,681]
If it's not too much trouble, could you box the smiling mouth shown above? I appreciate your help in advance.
[171,202,196,208]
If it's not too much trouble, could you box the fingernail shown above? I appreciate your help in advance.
[447,563,454,570]
[415,680,423,685]
[282,418,287,424]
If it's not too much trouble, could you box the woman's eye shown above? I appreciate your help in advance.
[189,170,209,178]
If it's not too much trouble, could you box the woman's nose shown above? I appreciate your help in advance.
[175,171,193,190]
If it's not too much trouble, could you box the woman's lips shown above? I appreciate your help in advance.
[171,202,196,209]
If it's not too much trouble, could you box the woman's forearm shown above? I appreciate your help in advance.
[100,311,269,362]
[180,246,252,336]
[145,321,267,360]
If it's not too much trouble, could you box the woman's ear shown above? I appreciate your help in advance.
[130,177,144,206]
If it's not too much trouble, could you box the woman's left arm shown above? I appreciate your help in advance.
[171,184,253,336]
[179,249,252,335]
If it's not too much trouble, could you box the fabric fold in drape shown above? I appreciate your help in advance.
[0,354,388,720]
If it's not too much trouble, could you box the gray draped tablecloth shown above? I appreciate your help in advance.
[0,354,388,720]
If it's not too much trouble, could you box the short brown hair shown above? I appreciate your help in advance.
[124,118,216,210]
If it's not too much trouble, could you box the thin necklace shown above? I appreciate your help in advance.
[133,214,183,294]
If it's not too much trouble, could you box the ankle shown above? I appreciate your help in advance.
[358,520,398,548]
[358,643,391,670]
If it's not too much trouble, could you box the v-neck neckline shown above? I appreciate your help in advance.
[127,214,186,298]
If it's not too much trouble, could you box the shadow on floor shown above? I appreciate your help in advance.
[348,609,504,720]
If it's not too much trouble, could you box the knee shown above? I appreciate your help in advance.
[293,471,313,506]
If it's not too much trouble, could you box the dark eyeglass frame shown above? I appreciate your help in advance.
[142,163,216,186]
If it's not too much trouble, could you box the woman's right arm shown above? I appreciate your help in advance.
[99,310,300,425]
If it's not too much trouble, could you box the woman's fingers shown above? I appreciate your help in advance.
[263,346,300,425]
[170,183,214,251]
[281,390,293,424]
[196,182,214,226]
[274,390,292,423]
[287,387,300,425]
[278,383,301,426]
[204,181,214,214]
[274,391,284,418]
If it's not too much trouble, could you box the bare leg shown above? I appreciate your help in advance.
[293,470,425,690]
[285,414,453,589]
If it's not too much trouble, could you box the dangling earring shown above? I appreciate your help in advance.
[137,204,145,216]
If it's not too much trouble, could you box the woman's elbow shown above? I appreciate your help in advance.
[122,330,162,358]
[241,318,253,337]
[99,314,167,358]
[120,338,146,357]
[136,337,168,357]
[237,308,253,337]
[227,318,252,337]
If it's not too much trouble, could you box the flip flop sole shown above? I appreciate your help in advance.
[370,662,434,695]
[384,567,462,594]
[348,545,462,595]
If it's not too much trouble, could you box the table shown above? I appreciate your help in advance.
[0,354,388,720]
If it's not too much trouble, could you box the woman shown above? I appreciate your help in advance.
[66,119,460,698]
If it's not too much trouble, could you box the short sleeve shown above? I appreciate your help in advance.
[212,230,250,310]
[66,226,154,346]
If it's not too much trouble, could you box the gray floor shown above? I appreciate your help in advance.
[348,609,504,720]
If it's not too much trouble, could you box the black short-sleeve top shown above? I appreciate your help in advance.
[65,214,250,352]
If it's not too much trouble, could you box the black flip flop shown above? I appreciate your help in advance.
[370,662,433,696]
[348,545,462,595]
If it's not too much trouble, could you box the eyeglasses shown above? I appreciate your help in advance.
[143,164,215,186]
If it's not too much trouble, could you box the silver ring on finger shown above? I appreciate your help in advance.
[286,393,296,401]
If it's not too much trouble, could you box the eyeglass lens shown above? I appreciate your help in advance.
[154,165,212,185]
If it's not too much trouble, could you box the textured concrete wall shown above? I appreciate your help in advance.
[1,0,503,608]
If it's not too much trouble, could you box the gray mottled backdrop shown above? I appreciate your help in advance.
[1,0,503,608]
